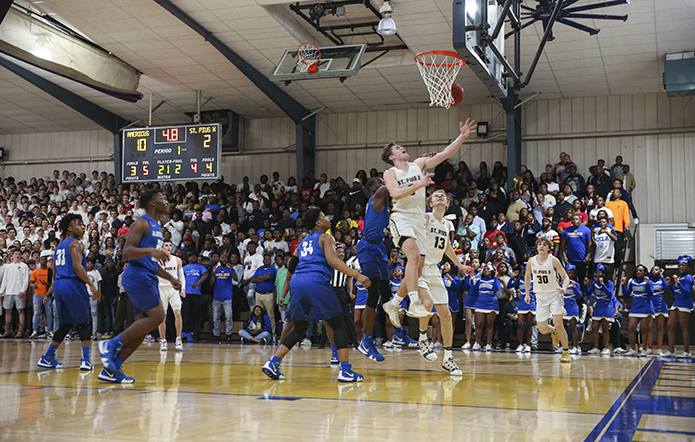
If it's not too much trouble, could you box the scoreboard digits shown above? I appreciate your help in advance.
[122,123,220,182]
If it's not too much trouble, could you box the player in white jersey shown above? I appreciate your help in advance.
[524,237,572,363]
[416,190,472,374]
[382,118,476,326]
[158,239,186,351]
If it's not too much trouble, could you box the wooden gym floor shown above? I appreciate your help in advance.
[0,340,693,441]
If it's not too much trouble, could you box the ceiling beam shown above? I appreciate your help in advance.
[0,0,11,25]
[153,0,308,123]
[0,55,128,134]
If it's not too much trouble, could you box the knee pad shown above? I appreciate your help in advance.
[281,320,309,349]
[324,315,348,349]
[75,323,91,341]
[53,323,74,343]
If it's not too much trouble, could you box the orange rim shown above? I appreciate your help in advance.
[414,50,466,68]
[297,42,321,66]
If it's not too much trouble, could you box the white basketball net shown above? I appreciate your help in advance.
[297,43,321,73]
[415,51,465,109]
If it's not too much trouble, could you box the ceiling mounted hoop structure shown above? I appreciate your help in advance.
[414,50,466,109]
[297,42,321,73]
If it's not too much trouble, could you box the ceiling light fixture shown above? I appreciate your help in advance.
[377,1,396,36]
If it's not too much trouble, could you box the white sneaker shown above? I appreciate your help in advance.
[515,344,525,353]
[588,348,600,354]
[677,352,693,359]
[406,299,434,318]
[175,337,183,351]
[655,349,663,356]
[461,342,471,350]
[613,347,626,355]
[601,348,611,355]
[625,349,638,356]
[159,339,167,352]
[442,357,463,376]
[639,350,648,357]
[418,339,437,361]
[554,346,563,353]
[570,347,579,355]
[300,339,312,347]
[659,351,676,358]
[383,340,395,349]
[645,349,653,355]
[383,301,402,328]
[472,343,482,351]
[433,342,443,349]
[484,344,492,351]
[524,344,531,353]
[30,331,38,338]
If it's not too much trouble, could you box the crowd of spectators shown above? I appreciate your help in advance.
[0,152,639,349]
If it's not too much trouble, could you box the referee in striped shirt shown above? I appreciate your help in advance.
[329,245,358,347]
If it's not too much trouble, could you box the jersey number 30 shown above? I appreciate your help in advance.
[55,249,66,266]
[536,275,549,284]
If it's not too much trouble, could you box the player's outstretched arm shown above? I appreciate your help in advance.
[320,233,371,288]
[420,119,477,171]
[383,169,433,200]
[123,218,168,265]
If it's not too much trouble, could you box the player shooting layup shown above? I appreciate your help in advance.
[381,118,476,326]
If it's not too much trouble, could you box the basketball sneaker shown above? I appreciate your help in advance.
[613,347,626,355]
[337,363,363,382]
[461,342,471,350]
[159,339,167,352]
[98,338,122,372]
[639,350,648,357]
[407,299,434,318]
[655,349,663,356]
[515,344,525,353]
[441,357,463,376]
[358,340,385,362]
[601,348,611,355]
[587,348,600,354]
[331,348,339,364]
[98,368,134,384]
[560,351,571,363]
[403,335,419,348]
[570,347,580,355]
[175,337,183,351]
[659,351,676,357]
[524,344,531,353]
[383,301,402,328]
[80,359,94,371]
[625,349,638,356]
[37,355,64,369]
[677,352,692,359]
[418,338,437,361]
[484,344,492,352]
[262,357,284,380]
[472,343,482,351]
[551,330,560,347]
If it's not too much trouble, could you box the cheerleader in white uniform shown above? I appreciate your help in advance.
[621,265,654,357]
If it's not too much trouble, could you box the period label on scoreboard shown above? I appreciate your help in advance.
[121,123,221,182]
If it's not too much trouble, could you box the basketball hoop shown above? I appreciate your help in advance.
[297,42,321,74]
[414,50,466,109]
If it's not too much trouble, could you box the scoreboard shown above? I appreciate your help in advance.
[122,123,221,182]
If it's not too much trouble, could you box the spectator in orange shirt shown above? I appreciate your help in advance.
[605,189,630,273]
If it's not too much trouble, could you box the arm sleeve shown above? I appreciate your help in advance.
[178,267,186,287]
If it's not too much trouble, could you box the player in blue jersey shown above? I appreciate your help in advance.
[263,208,371,382]
[355,177,391,362]
[662,256,694,358]
[621,265,654,356]
[508,266,535,353]
[98,189,181,383]
[649,265,670,355]
[37,214,99,371]
[562,264,583,355]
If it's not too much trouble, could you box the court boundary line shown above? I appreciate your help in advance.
[584,358,656,441]
[0,383,605,416]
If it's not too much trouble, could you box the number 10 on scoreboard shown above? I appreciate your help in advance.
[190,163,213,173]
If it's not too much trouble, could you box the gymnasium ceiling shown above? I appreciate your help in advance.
[0,0,693,134]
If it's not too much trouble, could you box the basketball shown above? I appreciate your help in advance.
[451,82,464,106]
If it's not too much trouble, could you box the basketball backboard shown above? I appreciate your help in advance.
[453,0,508,100]
[270,44,366,83]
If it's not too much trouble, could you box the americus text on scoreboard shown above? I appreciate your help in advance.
[121,123,221,183]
